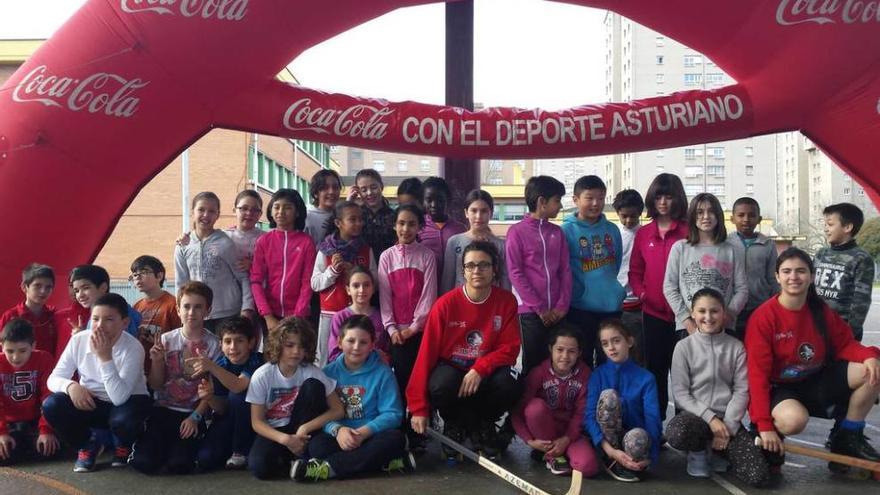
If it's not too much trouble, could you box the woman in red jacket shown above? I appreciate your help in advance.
[627,173,688,420]
[407,241,521,461]
[746,247,880,473]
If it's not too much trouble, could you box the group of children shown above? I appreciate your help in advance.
[1,167,878,489]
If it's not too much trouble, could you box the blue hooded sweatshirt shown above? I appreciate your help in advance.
[584,358,662,464]
[322,350,403,435]
[562,213,625,313]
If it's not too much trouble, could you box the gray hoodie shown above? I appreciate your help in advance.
[305,205,334,246]
[174,229,254,319]
[663,240,748,329]
[670,330,748,434]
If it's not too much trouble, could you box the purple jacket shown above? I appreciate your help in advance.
[505,216,572,315]
[419,215,466,280]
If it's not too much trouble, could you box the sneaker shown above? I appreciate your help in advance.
[475,420,500,460]
[73,437,103,473]
[225,452,247,469]
[441,421,465,463]
[603,459,640,482]
[383,452,417,473]
[290,458,331,482]
[686,450,710,478]
[546,456,572,475]
[829,428,880,462]
[111,446,131,468]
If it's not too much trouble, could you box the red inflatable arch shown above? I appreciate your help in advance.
[1,0,879,309]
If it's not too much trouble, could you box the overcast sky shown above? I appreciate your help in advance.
[0,0,607,109]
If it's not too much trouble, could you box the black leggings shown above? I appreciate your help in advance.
[665,412,769,487]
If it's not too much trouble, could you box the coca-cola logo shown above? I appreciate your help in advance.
[12,65,149,118]
[776,0,880,25]
[121,0,248,21]
[283,98,394,141]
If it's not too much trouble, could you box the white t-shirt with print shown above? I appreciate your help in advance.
[246,362,336,428]
[155,328,221,412]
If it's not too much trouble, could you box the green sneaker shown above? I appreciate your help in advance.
[290,458,331,482]
[383,452,417,473]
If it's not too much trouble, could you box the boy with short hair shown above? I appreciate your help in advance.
[130,281,221,475]
[728,197,778,340]
[55,265,142,358]
[562,176,625,367]
[131,255,182,372]
[612,189,646,364]
[0,319,59,464]
[506,175,572,376]
[420,176,467,280]
[0,263,57,358]
[814,202,874,341]
[43,293,151,473]
[192,315,263,470]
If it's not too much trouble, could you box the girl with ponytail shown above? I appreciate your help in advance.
[744,247,880,474]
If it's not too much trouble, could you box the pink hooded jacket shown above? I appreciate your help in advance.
[378,242,437,335]
[250,230,316,318]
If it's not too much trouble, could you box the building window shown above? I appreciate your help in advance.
[745,146,754,157]
[685,184,702,196]
[656,165,665,172]
[656,36,665,46]
[844,187,851,195]
[746,184,754,194]
[706,73,725,86]
[503,204,528,221]
[707,165,725,176]
[746,165,754,175]
[707,184,725,196]
[656,150,665,157]
[656,55,664,65]
[708,147,725,159]
[858,189,865,196]
[372,160,385,172]
[420,159,431,172]
[684,148,696,160]
[685,166,703,178]
[683,55,702,67]
[656,73,665,84]
[397,160,408,172]
[488,177,503,185]
[684,73,703,86]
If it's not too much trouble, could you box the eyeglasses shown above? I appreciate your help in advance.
[236,206,262,214]
[128,270,154,281]
[463,262,493,272]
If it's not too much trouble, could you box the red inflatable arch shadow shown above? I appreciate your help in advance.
[1,0,879,309]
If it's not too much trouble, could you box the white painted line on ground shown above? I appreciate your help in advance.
[788,437,825,448]
[710,474,750,495]
[784,462,806,468]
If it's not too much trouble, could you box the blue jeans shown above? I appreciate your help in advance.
[41,392,151,450]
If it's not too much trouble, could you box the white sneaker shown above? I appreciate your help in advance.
[686,450,710,478]
[225,452,247,469]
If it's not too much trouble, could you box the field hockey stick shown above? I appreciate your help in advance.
[754,436,880,472]
[426,428,583,495]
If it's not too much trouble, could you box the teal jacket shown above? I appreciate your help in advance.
[562,213,625,313]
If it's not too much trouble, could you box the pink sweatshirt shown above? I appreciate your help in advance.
[512,358,590,442]
[250,230,316,318]
[628,219,688,322]
[378,242,437,335]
